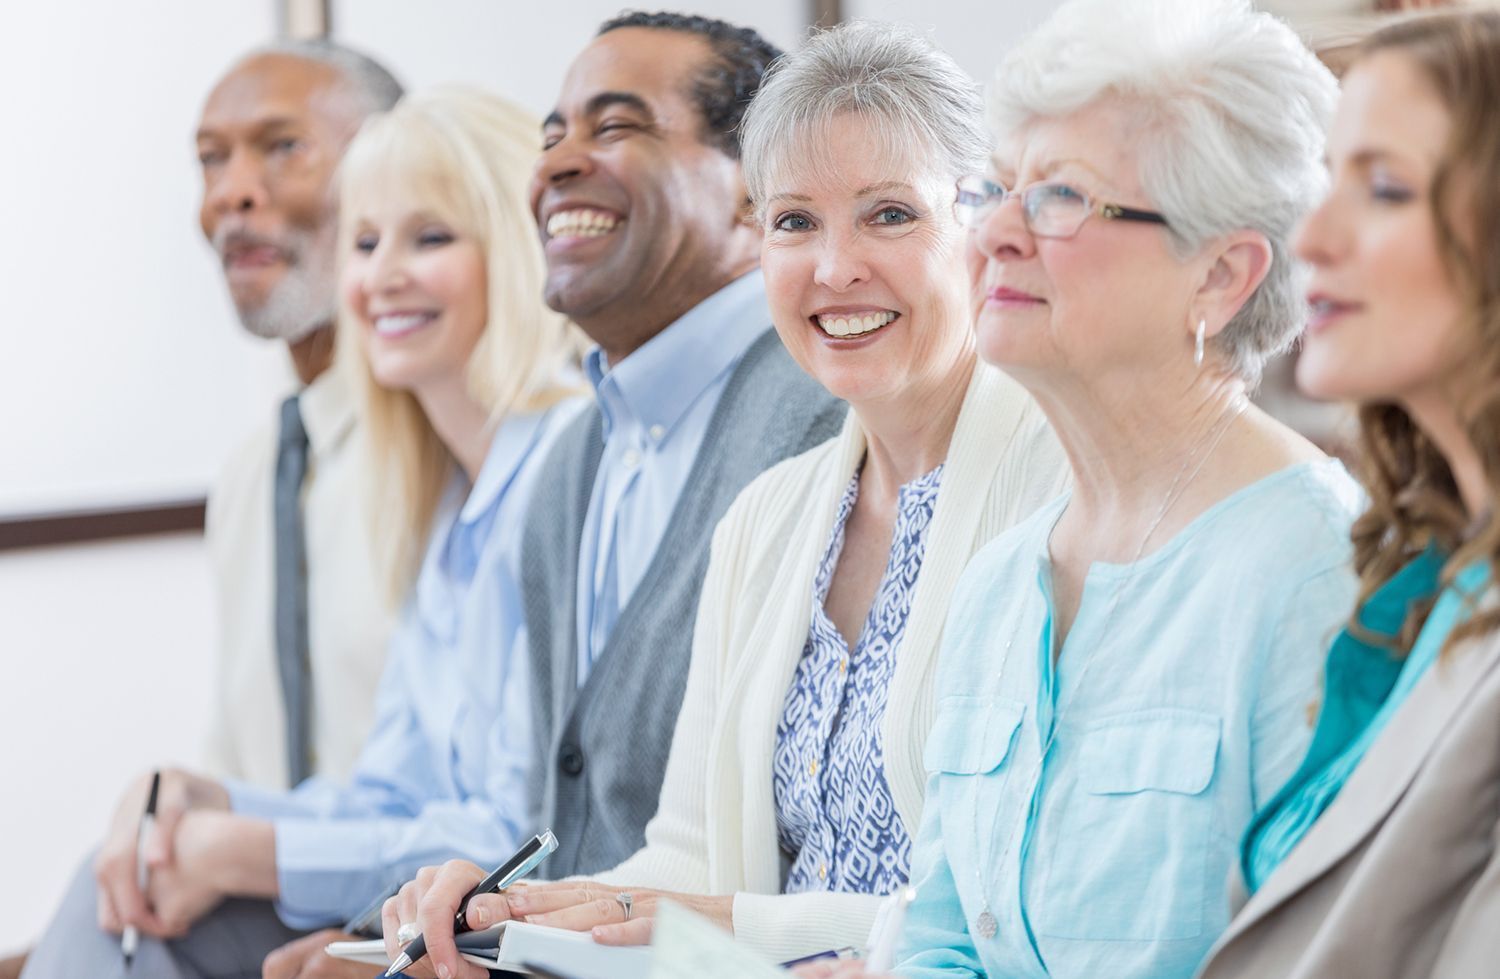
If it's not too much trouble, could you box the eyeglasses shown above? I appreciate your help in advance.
[954,175,1170,238]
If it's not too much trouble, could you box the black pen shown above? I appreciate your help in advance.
[121,771,161,969]
[385,830,558,977]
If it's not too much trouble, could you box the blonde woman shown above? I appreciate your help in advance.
[20,88,584,979]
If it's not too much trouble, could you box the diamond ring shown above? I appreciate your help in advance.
[615,892,634,921]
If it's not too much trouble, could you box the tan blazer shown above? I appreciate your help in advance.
[1197,599,1500,979]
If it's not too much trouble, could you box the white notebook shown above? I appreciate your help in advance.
[325,920,652,978]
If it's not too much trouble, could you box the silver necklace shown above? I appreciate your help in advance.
[968,399,1247,942]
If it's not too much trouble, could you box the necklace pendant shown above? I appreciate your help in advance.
[976,908,998,940]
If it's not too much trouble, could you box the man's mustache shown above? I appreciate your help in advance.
[212,225,301,266]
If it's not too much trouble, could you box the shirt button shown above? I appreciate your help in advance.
[559,744,585,776]
[838,659,847,675]
[622,448,641,468]
[648,424,666,441]
[819,863,827,881]
[809,758,819,776]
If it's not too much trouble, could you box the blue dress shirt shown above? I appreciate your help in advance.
[774,463,944,895]
[226,400,582,927]
[897,460,1362,979]
[574,270,770,684]
[1242,550,1492,892]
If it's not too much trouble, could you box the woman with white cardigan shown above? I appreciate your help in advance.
[383,23,1067,974]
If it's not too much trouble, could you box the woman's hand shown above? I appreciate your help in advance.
[382,860,507,979]
[504,880,733,945]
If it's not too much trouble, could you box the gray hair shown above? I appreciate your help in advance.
[992,0,1337,384]
[247,39,404,117]
[740,20,987,218]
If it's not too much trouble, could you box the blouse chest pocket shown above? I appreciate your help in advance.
[924,696,1027,776]
[1034,709,1222,944]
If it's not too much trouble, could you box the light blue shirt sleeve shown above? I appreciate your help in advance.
[1246,562,1359,810]
[224,597,533,927]
[896,773,984,978]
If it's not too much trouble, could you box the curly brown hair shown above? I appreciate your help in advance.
[1347,10,1500,654]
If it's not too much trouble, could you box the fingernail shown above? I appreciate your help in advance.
[438,965,451,979]
[473,904,489,925]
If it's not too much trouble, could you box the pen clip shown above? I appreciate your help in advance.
[496,830,558,891]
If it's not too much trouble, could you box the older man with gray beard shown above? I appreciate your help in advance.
[5,42,400,979]
[195,41,401,795]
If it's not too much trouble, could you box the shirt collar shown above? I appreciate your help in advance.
[298,365,357,457]
[458,408,551,526]
[584,269,768,440]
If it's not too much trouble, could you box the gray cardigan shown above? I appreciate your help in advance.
[520,328,846,877]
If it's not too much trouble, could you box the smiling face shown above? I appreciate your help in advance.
[531,27,759,356]
[968,100,1197,390]
[1294,51,1466,408]
[340,188,488,397]
[759,113,974,409]
[197,54,362,340]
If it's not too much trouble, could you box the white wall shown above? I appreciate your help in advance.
[330,0,809,118]
[0,534,216,953]
[0,2,292,517]
[847,0,1060,83]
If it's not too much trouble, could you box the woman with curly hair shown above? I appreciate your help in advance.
[1200,10,1500,978]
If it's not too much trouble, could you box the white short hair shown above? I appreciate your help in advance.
[992,0,1338,383]
[740,21,987,218]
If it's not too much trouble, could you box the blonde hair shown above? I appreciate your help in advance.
[337,86,585,603]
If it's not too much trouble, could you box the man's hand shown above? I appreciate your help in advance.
[263,929,382,979]
[94,768,230,936]
[139,809,250,936]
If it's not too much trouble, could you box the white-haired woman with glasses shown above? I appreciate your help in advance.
[379,23,1071,977]
[801,1,1362,978]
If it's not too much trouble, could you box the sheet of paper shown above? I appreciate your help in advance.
[647,901,787,979]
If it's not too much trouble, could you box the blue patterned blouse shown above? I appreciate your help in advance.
[773,462,944,895]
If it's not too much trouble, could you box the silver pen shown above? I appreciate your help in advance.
[121,771,162,970]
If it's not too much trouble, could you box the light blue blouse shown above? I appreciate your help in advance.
[1242,549,1491,891]
[227,400,582,926]
[773,463,944,895]
[896,460,1362,979]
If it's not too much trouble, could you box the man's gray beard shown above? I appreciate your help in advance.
[232,222,337,342]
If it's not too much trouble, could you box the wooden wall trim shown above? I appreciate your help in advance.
[0,499,207,552]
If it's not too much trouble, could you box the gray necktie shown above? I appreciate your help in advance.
[273,394,313,787]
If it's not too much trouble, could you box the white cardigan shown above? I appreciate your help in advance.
[593,363,1068,961]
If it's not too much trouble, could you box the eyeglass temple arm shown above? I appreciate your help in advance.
[1099,203,1169,226]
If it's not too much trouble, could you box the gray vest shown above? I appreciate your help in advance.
[521,328,846,877]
